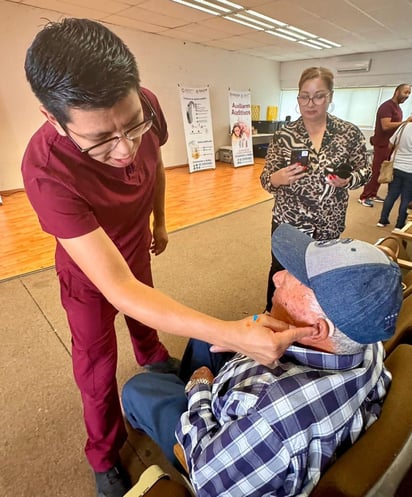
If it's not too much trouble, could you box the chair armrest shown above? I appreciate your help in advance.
[174,443,189,474]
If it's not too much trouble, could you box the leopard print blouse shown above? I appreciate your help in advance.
[260,114,371,240]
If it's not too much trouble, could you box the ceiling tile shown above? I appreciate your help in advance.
[114,5,186,27]
[6,0,412,62]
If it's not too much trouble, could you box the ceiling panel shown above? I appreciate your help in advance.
[114,6,185,28]
[104,15,169,33]
[62,0,131,15]
[7,0,412,61]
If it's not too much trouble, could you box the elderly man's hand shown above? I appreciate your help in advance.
[210,314,315,366]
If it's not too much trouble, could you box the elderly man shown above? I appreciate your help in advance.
[122,224,402,497]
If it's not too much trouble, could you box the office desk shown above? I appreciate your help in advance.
[252,133,273,158]
[252,133,273,145]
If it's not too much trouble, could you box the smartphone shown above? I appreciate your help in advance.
[325,164,352,179]
[290,149,309,168]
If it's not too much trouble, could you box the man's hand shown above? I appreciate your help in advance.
[151,224,168,255]
[210,314,315,366]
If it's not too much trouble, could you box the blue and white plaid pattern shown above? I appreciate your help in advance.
[176,342,390,497]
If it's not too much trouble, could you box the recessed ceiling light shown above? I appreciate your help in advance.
[172,0,220,15]
[196,0,230,13]
[224,15,264,30]
[286,26,317,38]
[234,13,274,29]
[277,28,307,40]
[298,40,323,49]
[172,0,341,50]
[246,10,285,27]
[319,37,342,47]
[266,30,297,42]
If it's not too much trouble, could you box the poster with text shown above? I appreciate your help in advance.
[179,86,216,173]
[229,90,254,167]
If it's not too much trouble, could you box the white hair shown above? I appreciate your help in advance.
[306,293,364,354]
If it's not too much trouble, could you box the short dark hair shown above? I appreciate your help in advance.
[394,83,411,93]
[25,18,140,125]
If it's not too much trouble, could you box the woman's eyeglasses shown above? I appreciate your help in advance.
[297,93,330,106]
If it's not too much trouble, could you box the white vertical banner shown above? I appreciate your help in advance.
[179,86,216,173]
[229,90,254,167]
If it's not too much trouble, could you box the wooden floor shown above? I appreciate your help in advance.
[0,160,271,281]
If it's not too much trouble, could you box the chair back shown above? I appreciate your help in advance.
[402,270,412,298]
[311,345,412,497]
[124,464,193,497]
[384,293,412,355]
[375,236,401,262]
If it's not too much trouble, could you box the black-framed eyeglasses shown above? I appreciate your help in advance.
[297,92,330,106]
[62,91,157,156]
[64,114,154,156]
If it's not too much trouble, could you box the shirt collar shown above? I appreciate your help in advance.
[283,343,370,370]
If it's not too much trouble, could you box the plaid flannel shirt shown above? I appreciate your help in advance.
[176,342,390,497]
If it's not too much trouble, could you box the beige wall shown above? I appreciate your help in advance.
[3,1,411,191]
[280,49,412,89]
[0,1,280,190]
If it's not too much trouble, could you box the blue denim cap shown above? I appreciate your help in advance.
[272,223,402,344]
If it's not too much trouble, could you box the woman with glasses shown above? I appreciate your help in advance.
[260,66,371,313]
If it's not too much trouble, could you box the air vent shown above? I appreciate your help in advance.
[336,59,371,73]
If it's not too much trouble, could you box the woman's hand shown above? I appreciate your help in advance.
[325,174,351,188]
[270,163,307,186]
[210,314,315,366]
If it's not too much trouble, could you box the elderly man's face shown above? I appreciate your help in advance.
[271,271,321,329]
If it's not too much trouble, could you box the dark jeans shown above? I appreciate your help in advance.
[121,340,233,470]
[265,219,285,312]
[378,169,412,229]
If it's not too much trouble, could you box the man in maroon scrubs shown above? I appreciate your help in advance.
[22,18,312,497]
[358,84,412,207]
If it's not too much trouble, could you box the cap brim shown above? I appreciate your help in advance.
[271,224,313,287]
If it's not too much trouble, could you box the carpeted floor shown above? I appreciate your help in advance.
[0,190,406,497]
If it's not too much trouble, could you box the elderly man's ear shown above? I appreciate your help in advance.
[298,317,331,345]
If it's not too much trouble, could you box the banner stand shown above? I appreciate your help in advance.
[179,86,216,173]
[229,90,254,168]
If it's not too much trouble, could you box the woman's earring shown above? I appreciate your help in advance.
[295,104,301,114]
[328,102,335,113]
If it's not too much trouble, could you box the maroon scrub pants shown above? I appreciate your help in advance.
[360,145,390,200]
[58,254,169,472]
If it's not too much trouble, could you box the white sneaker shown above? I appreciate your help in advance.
[358,198,373,207]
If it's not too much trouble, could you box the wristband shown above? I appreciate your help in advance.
[184,377,211,394]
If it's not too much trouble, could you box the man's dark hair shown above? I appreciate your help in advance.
[25,18,140,125]
[395,83,410,93]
